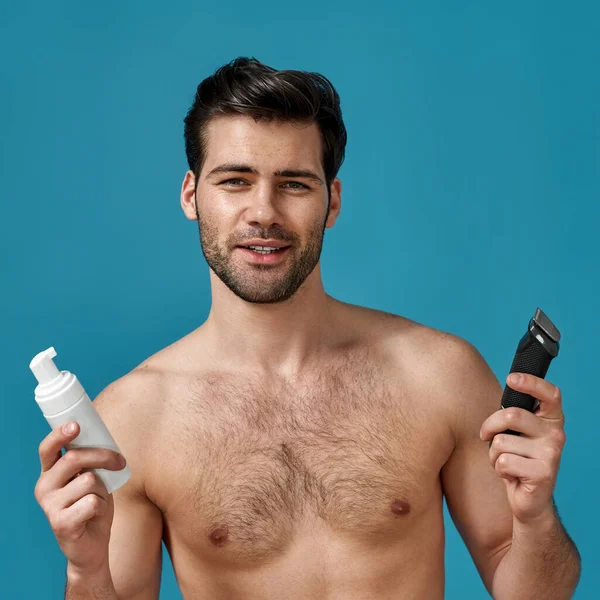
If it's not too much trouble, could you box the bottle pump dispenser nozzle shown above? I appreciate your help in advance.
[30,347,60,385]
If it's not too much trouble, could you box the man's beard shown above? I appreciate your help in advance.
[196,209,328,304]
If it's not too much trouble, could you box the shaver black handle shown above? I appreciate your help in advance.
[500,308,560,435]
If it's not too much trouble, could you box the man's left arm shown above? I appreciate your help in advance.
[480,371,581,599]
[439,337,581,600]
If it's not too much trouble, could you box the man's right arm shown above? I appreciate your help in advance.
[65,371,164,599]
[65,487,163,599]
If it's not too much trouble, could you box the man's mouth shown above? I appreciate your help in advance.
[240,245,288,255]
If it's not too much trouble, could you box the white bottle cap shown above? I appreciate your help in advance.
[30,347,61,385]
[30,347,86,417]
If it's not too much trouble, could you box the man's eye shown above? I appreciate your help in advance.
[218,179,309,190]
[221,178,247,186]
[282,181,309,190]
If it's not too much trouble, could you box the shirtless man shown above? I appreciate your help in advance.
[35,57,580,599]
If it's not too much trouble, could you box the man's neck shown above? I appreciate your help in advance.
[204,269,338,377]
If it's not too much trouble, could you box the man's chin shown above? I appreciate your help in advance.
[241,295,293,305]
[226,277,297,304]
[222,277,299,303]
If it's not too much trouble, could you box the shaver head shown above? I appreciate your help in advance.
[532,308,561,343]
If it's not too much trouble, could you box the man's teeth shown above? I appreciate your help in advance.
[246,246,282,254]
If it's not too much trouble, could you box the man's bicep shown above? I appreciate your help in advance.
[438,337,514,592]
[93,371,165,599]
[441,432,513,591]
[109,487,163,599]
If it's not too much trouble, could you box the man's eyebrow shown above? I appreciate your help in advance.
[274,169,324,184]
[205,163,324,184]
[205,164,257,178]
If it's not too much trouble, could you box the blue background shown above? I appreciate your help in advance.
[1,0,598,597]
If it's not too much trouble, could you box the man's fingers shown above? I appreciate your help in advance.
[55,471,110,510]
[494,453,549,484]
[488,432,537,468]
[51,494,109,541]
[46,448,126,491]
[506,373,564,421]
[38,422,80,473]
[480,407,543,440]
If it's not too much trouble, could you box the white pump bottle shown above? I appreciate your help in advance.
[30,347,131,494]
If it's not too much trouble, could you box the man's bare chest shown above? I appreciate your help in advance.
[147,361,453,564]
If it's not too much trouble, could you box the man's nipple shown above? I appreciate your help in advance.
[390,499,411,516]
[209,525,229,547]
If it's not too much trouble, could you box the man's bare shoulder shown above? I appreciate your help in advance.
[352,304,503,449]
[92,325,212,424]
[339,301,476,361]
[89,364,164,485]
[364,305,502,436]
[93,364,163,417]
[343,301,498,402]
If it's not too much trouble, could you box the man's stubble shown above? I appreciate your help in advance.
[195,198,329,304]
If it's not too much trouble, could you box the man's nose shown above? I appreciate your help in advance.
[244,183,282,228]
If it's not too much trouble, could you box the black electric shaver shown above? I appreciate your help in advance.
[501,308,561,435]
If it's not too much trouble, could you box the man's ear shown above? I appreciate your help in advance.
[325,178,342,228]
[180,170,198,221]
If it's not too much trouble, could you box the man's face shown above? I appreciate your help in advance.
[188,115,339,304]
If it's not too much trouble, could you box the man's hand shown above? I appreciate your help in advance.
[34,421,126,577]
[479,373,566,524]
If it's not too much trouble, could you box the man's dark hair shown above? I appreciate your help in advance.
[183,57,347,193]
